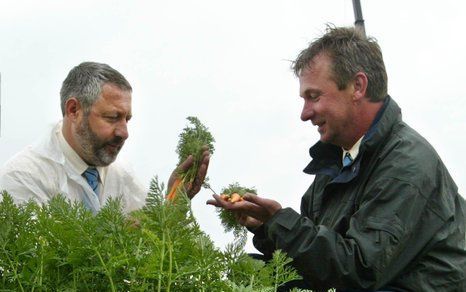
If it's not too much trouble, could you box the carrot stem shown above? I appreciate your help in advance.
[166,178,182,201]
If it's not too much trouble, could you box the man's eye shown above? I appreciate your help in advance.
[309,94,320,101]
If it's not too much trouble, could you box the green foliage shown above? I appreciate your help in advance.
[217,183,257,245]
[225,244,308,292]
[175,116,215,185]
[0,182,303,291]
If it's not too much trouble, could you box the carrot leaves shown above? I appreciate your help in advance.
[217,182,257,246]
[167,116,215,200]
[176,116,215,185]
[0,183,305,291]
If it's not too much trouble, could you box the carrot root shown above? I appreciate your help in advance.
[166,178,183,201]
[229,193,243,203]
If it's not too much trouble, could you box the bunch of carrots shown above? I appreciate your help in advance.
[217,183,257,242]
[165,117,253,243]
[166,116,215,201]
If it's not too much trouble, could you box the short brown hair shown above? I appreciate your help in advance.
[292,25,387,102]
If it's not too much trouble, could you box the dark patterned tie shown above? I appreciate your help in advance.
[83,167,100,195]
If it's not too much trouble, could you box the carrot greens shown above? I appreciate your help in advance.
[216,182,257,246]
[0,183,308,291]
[167,116,215,200]
[0,115,337,291]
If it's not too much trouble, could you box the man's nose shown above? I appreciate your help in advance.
[300,100,314,121]
[115,121,129,140]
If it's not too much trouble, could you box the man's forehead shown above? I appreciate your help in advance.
[101,82,132,94]
[93,83,132,110]
[300,54,335,81]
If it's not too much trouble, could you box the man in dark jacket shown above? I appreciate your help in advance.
[208,26,466,291]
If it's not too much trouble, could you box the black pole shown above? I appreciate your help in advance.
[352,0,366,37]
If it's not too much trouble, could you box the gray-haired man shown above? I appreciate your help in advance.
[1,62,209,213]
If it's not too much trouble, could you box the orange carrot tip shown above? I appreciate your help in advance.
[167,178,183,201]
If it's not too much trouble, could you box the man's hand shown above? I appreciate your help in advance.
[234,211,263,229]
[206,192,282,224]
[168,146,210,199]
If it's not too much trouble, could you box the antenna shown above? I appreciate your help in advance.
[352,0,366,37]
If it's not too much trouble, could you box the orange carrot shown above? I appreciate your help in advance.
[229,193,243,203]
[220,194,229,201]
[166,178,183,201]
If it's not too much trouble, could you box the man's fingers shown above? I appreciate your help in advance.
[242,193,282,221]
[187,150,210,198]
[196,151,210,182]
[243,193,262,204]
[206,198,221,207]
[206,194,273,225]
[243,193,275,207]
[206,194,241,209]
[178,155,194,172]
[169,146,212,198]
[206,194,234,207]
[178,147,210,176]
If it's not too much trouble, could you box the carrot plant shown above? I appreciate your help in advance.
[0,114,335,291]
[167,116,215,200]
[0,182,309,291]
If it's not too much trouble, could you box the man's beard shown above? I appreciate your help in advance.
[75,117,124,166]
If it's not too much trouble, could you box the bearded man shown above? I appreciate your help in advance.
[0,62,209,213]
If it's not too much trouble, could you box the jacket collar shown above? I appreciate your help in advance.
[32,121,66,165]
[361,95,402,153]
[32,121,108,182]
[303,96,401,180]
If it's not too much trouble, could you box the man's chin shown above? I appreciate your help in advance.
[94,150,119,166]
[319,135,335,146]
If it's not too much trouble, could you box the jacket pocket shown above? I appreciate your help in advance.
[363,216,405,272]
[365,216,404,242]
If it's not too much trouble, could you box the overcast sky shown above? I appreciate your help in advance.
[1,0,465,252]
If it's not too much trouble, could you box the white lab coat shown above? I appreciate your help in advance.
[0,122,147,213]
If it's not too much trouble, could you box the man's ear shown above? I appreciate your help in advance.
[353,72,368,101]
[64,98,82,121]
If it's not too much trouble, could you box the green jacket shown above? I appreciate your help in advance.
[252,97,466,291]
